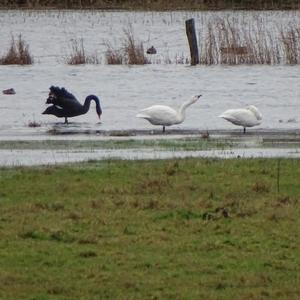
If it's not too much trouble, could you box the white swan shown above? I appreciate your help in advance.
[219,105,262,133]
[136,95,202,132]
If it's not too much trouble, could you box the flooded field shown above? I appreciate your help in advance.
[0,10,299,165]
[0,129,299,166]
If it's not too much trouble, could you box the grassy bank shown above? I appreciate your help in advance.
[0,158,300,299]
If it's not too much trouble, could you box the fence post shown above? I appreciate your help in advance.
[185,18,199,66]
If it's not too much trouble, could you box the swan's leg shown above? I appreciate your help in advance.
[243,127,246,134]
[64,117,68,124]
[162,126,165,133]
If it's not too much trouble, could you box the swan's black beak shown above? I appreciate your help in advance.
[96,106,102,119]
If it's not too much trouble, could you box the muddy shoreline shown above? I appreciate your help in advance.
[0,129,299,166]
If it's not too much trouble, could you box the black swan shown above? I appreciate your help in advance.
[42,86,102,124]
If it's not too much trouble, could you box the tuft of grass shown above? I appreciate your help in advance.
[123,27,149,65]
[0,34,33,65]
[105,43,123,64]
[28,121,41,128]
[105,26,149,65]
[66,38,100,65]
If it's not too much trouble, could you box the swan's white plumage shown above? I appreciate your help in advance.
[137,105,180,125]
[136,95,201,131]
[219,105,262,130]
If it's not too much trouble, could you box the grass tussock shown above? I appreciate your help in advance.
[66,39,100,65]
[0,158,300,299]
[27,121,41,128]
[105,44,123,65]
[105,27,149,65]
[0,35,33,65]
[123,28,149,65]
[199,17,300,65]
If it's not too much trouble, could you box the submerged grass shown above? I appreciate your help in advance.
[0,158,300,299]
[0,137,233,151]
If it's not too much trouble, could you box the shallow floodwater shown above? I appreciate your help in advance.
[0,10,300,137]
[0,10,300,165]
[0,147,299,167]
[0,64,299,137]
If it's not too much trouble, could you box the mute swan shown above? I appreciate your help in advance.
[42,86,102,124]
[136,95,202,132]
[219,105,262,133]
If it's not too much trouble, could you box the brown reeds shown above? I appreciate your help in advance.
[105,27,149,65]
[198,17,299,65]
[105,43,123,64]
[280,27,300,65]
[66,39,99,65]
[123,28,149,65]
[0,35,33,65]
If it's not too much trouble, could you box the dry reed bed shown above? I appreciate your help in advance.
[0,35,33,65]
[1,14,300,65]
[105,28,149,65]
[66,39,100,65]
[199,17,300,65]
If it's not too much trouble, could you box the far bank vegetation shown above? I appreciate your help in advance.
[2,15,300,66]
[2,0,300,10]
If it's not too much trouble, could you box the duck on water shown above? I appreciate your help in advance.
[42,86,102,124]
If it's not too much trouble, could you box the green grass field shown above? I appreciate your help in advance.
[0,158,300,299]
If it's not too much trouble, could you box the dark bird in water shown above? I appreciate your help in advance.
[42,86,102,124]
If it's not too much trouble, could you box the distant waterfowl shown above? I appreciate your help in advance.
[2,88,16,95]
[42,86,102,124]
[146,46,157,54]
[136,95,202,132]
[219,105,262,133]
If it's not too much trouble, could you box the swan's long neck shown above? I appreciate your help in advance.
[247,105,262,120]
[177,99,195,122]
[83,95,102,115]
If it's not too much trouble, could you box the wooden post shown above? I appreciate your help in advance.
[185,18,199,66]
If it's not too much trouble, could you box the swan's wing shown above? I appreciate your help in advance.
[57,97,81,110]
[219,109,260,127]
[137,105,178,125]
[48,86,81,110]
